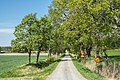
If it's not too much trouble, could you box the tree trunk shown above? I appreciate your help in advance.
[28,50,31,64]
[48,49,51,57]
[36,49,40,64]
[36,44,42,64]
[95,46,101,60]
[86,46,92,57]
[48,44,51,57]
[103,46,108,65]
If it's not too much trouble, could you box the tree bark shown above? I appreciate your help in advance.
[103,46,108,65]
[28,49,31,64]
[36,44,42,64]
[48,44,51,57]
[96,46,100,56]
[36,48,40,64]
[86,46,92,57]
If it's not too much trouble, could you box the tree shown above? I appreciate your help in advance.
[12,13,36,64]
[48,0,120,57]
[31,16,52,63]
[48,0,71,54]
[11,39,28,53]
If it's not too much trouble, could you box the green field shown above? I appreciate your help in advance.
[107,49,120,56]
[0,55,46,75]
[91,49,120,61]
[107,49,120,61]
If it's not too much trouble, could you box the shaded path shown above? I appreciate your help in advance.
[47,55,87,80]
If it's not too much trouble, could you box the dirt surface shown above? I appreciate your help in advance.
[0,77,33,80]
[0,53,48,56]
[47,56,87,80]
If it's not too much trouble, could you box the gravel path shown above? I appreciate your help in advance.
[47,55,87,80]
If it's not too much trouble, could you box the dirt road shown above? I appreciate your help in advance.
[0,53,48,56]
[47,55,87,80]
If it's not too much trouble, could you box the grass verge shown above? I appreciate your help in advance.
[33,61,59,80]
[0,57,59,80]
[73,59,106,80]
[33,55,64,80]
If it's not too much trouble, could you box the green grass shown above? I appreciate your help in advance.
[72,49,120,80]
[106,49,120,61]
[91,49,120,61]
[0,55,46,76]
[0,54,59,80]
[33,62,59,80]
[73,59,106,80]
[107,49,120,56]
[0,61,59,80]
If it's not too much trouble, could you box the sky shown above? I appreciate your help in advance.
[0,0,52,47]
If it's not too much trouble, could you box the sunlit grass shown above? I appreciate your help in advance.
[0,55,46,76]
[0,54,60,80]
[73,59,106,80]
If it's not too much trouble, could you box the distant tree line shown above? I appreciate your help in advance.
[0,46,1,52]
[0,46,12,53]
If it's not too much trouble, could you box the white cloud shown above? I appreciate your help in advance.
[0,28,14,34]
[0,21,19,26]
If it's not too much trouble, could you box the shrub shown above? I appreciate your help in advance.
[46,57,56,64]
[60,54,65,58]
[39,60,49,68]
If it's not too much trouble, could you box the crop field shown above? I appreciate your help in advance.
[0,54,47,75]
[106,49,120,61]
[91,49,120,61]
[107,49,120,56]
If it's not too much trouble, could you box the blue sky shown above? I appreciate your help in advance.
[0,0,52,46]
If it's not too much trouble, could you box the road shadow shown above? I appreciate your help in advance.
[61,59,72,61]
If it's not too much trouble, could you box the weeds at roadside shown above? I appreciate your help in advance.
[73,59,106,80]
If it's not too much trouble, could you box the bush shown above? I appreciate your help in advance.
[28,61,49,69]
[39,60,49,68]
[60,54,65,58]
[46,57,56,64]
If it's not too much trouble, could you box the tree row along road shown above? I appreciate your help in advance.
[47,55,87,80]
